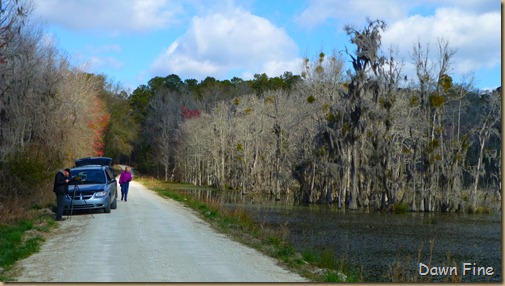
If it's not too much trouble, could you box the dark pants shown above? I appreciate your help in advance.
[121,183,129,201]
[55,193,66,219]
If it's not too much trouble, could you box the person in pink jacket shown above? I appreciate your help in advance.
[119,166,132,202]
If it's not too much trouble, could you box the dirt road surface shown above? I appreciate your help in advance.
[12,181,307,282]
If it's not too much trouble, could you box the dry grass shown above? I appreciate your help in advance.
[388,240,462,283]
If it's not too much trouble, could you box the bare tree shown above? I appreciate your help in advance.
[470,89,501,211]
[155,20,499,214]
[146,89,184,181]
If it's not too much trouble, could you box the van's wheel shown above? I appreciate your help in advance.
[111,197,117,209]
[104,200,111,213]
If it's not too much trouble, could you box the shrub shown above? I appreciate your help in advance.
[391,202,410,214]
[474,206,491,214]
[4,149,47,191]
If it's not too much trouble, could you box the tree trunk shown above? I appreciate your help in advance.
[349,145,358,209]
[309,161,316,203]
[274,123,281,200]
[241,138,248,195]
[472,138,486,211]
[344,147,352,208]
[219,128,225,190]
[326,178,333,204]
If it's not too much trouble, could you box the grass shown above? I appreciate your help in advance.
[0,209,57,281]
[474,206,492,214]
[391,202,410,214]
[138,177,358,282]
[387,240,462,283]
[301,249,362,282]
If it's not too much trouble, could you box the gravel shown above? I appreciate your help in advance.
[13,181,308,282]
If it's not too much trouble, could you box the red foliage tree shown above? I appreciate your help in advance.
[182,106,201,120]
[88,114,110,157]
[87,96,110,157]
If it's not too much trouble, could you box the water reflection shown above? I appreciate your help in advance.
[177,188,502,282]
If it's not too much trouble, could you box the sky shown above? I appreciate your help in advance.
[32,0,501,92]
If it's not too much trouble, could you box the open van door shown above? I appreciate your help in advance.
[75,157,113,167]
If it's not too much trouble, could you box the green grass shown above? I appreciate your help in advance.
[474,206,491,214]
[301,248,362,282]
[391,202,410,214]
[138,177,359,282]
[0,210,57,281]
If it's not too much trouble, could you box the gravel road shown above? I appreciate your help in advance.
[13,181,307,282]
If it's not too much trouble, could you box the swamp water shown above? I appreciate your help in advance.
[179,188,501,282]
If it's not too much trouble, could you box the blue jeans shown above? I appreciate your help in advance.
[121,183,129,201]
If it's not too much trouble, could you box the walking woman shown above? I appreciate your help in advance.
[119,166,132,202]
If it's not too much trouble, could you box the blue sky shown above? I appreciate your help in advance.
[33,0,501,92]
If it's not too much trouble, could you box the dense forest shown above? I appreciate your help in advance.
[126,20,501,213]
[0,1,501,223]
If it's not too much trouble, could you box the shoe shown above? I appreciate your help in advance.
[56,218,66,221]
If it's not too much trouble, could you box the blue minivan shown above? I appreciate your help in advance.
[65,157,118,213]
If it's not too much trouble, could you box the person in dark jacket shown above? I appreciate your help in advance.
[53,168,70,221]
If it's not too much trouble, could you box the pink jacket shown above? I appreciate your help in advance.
[119,170,132,184]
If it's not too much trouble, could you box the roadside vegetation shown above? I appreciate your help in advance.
[388,240,462,283]
[0,207,58,281]
[138,177,361,282]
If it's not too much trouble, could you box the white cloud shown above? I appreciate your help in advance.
[296,0,498,29]
[149,8,300,80]
[88,56,124,70]
[72,44,124,72]
[297,1,500,85]
[261,59,304,79]
[382,7,500,74]
[33,0,184,34]
[296,0,412,28]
